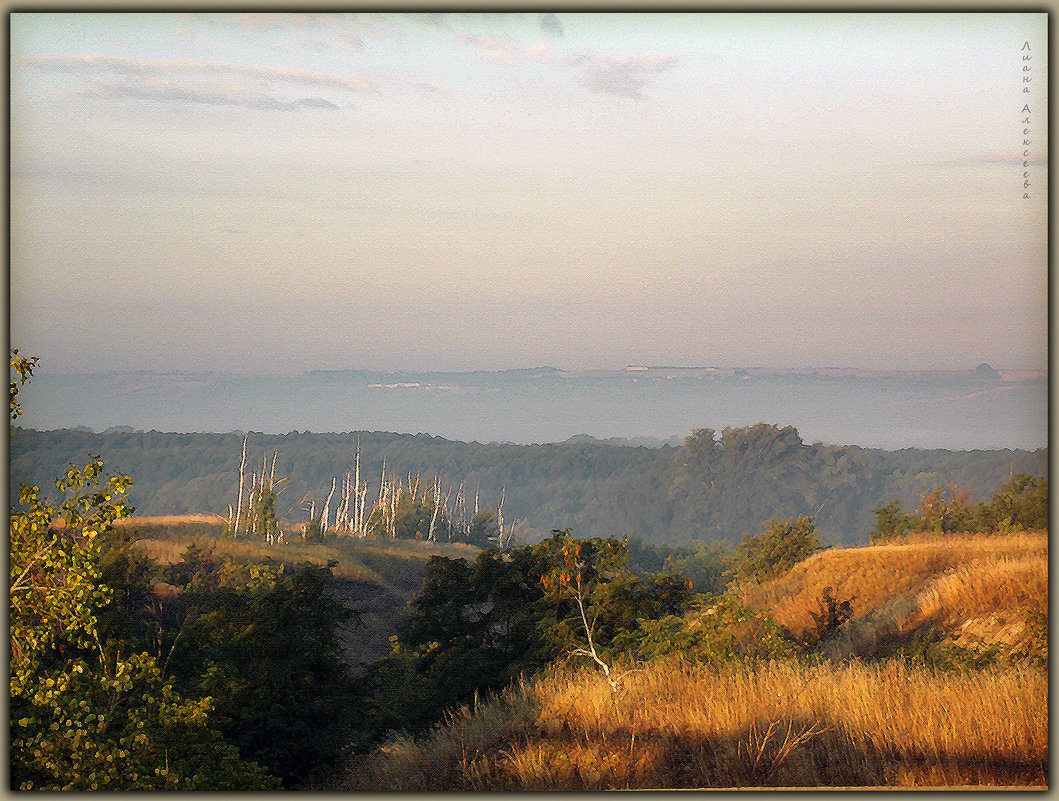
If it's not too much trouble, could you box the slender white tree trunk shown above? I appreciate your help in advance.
[321,475,337,534]
[353,439,361,534]
[234,434,248,537]
[428,474,441,542]
[497,487,506,549]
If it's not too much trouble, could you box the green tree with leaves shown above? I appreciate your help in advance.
[9,351,278,790]
[731,515,821,583]
[869,499,911,544]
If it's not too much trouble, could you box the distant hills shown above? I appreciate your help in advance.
[14,365,1047,451]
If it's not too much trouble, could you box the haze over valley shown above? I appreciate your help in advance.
[14,364,1047,452]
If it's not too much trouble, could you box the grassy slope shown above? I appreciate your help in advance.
[739,530,1048,659]
[119,516,480,669]
[330,529,1048,790]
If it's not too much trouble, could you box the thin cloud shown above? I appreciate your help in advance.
[571,53,679,100]
[15,53,375,94]
[106,83,345,112]
[455,33,552,67]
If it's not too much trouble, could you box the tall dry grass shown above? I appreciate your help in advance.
[338,656,1047,790]
[739,530,1048,642]
[121,517,386,583]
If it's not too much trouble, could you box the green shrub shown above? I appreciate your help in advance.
[632,596,797,664]
[731,516,820,583]
[803,586,854,647]
[869,499,910,543]
[902,625,1000,672]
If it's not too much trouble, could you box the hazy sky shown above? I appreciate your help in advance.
[10,12,1048,375]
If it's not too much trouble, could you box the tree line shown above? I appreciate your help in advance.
[11,424,1047,547]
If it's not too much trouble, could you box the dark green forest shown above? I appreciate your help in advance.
[10,425,1047,546]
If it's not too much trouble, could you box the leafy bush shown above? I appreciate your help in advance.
[663,539,733,596]
[731,516,820,583]
[145,552,360,786]
[631,596,797,664]
[869,500,910,544]
[362,530,695,741]
[870,474,1048,541]
[901,625,1000,672]
[803,587,854,647]
[977,473,1048,531]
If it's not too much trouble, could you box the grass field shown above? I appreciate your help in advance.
[738,530,1047,658]
[117,514,481,667]
[330,528,1047,790]
[336,656,1046,790]
[119,514,478,584]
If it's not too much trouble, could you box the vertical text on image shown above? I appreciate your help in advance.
[1021,41,1032,200]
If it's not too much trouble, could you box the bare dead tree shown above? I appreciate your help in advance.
[353,438,362,534]
[442,487,453,541]
[428,473,442,542]
[321,475,337,534]
[233,433,248,537]
[338,471,351,532]
[357,484,368,537]
[452,482,466,542]
[247,471,258,538]
[495,487,507,550]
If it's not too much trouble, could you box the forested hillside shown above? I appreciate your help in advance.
[10,424,1046,547]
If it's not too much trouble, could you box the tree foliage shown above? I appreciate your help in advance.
[731,515,820,584]
[158,552,360,785]
[633,596,796,664]
[9,352,278,790]
[362,530,694,740]
[869,473,1048,543]
[11,424,1046,548]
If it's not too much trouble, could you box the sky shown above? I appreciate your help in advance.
[10,12,1049,376]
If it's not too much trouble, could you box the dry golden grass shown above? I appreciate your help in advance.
[133,535,384,583]
[116,514,228,527]
[120,514,481,589]
[336,530,1048,791]
[739,530,1048,643]
[338,656,1046,790]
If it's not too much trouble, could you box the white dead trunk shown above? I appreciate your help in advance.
[321,475,337,534]
[497,487,506,550]
[338,471,350,532]
[428,474,441,542]
[353,439,361,534]
[248,471,258,538]
[234,434,248,537]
